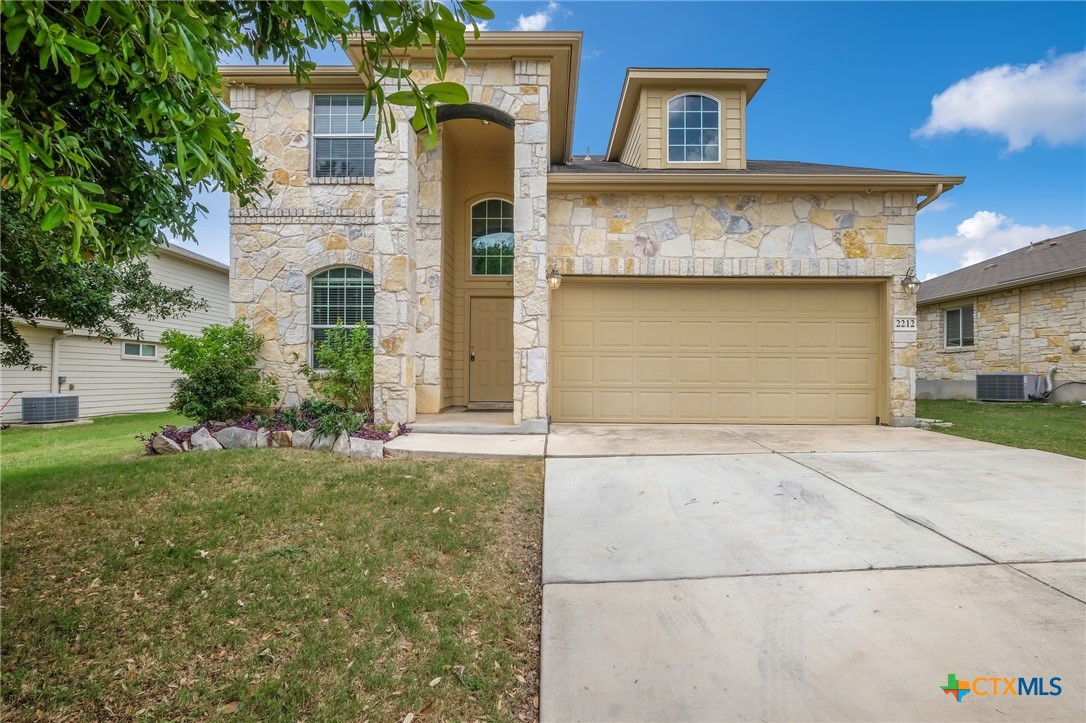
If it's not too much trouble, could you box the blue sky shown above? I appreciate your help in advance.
[184,1,1086,279]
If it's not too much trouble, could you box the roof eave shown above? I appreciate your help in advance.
[549,172,966,193]
[918,267,1086,305]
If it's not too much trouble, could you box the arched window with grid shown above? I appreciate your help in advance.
[470,198,514,276]
[310,267,374,365]
[667,93,720,163]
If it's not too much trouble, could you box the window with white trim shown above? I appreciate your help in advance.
[470,199,514,276]
[667,93,720,163]
[310,267,374,365]
[944,305,975,348]
[312,94,376,178]
[123,342,156,359]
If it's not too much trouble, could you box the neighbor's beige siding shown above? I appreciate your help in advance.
[0,251,229,422]
[643,87,744,170]
[917,275,1086,383]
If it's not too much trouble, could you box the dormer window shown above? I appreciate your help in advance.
[667,94,720,163]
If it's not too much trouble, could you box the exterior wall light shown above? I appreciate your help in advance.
[546,265,563,290]
[902,267,921,294]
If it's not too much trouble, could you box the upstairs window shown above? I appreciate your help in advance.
[667,93,720,163]
[945,305,975,348]
[310,267,374,366]
[470,199,514,275]
[313,94,376,178]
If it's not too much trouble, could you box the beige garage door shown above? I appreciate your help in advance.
[551,282,881,424]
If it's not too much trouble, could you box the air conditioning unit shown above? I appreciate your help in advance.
[975,373,1044,402]
[21,394,79,423]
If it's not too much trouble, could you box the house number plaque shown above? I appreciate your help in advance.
[893,316,917,330]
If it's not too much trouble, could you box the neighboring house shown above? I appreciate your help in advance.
[917,229,1086,403]
[221,32,964,430]
[0,246,230,422]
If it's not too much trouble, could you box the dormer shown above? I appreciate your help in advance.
[604,68,768,171]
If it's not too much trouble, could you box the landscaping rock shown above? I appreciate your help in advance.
[151,434,183,455]
[256,428,270,448]
[269,430,293,448]
[388,422,402,440]
[350,437,384,460]
[293,429,314,449]
[212,426,258,449]
[177,425,196,434]
[332,434,351,456]
[190,427,224,451]
[311,433,336,452]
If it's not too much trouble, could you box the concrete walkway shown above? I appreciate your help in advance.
[541,425,1086,722]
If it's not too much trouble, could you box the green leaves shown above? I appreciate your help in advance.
[1,0,484,266]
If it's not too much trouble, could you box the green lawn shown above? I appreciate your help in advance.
[1,413,543,722]
[916,399,1086,459]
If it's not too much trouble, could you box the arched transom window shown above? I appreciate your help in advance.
[667,94,720,163]
[470,199,514,276]
[310,267,374,364]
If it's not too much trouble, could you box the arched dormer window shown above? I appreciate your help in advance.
[667,93,720,163]
[310,266,374,365]
[470,198,514,275]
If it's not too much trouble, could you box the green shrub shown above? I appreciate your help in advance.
[162,320,279,423]
[299,322,374,412]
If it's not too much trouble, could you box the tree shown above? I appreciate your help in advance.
[0,194,207,369]
[0,0,492,366]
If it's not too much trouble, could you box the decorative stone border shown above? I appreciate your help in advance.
[148,424,403,460]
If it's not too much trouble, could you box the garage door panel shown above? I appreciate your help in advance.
[677,321,713,350]
[599,356,634,385]
[755,392,794,421]
[551,282,880,424]
[676,356,713,385]
[715,321,754,350]
[599,391,634,420]
[796,322,833,349]
[715,392,754,422]
[756,357,793,385]
[716,357,753,385]
[837,321,876,351]
[796,357,833,386]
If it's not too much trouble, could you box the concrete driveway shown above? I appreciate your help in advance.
[541,425,1085,722]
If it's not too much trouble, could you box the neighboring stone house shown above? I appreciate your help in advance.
[1,246,230,422]
[221,32,964,430]
[917,229,1086,403]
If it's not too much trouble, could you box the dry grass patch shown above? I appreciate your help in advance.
[2,415,543,722]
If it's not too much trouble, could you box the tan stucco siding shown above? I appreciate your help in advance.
[643,87,743,170]
[917,275,1086,384]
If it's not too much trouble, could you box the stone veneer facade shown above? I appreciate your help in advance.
[917,275,1086,401]
[229,58,551,426]
[228,63,924,427]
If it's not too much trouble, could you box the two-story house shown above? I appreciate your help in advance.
[221,31,963,431]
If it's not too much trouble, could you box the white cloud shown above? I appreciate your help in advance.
[584,48,605,61]
[914,50,1086,152]
[922,272,939,281]
[514,1,561,31]
[918,210,1075,268]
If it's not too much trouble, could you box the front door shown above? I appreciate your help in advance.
[469,297,513,403]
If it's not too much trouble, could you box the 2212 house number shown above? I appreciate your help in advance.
[894,317,917,330]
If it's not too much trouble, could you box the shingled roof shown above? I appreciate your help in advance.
[551,157,934,176]
[918,229,1086,304]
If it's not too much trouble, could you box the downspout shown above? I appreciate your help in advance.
[916,183,945,212]
[51,330,71,393]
